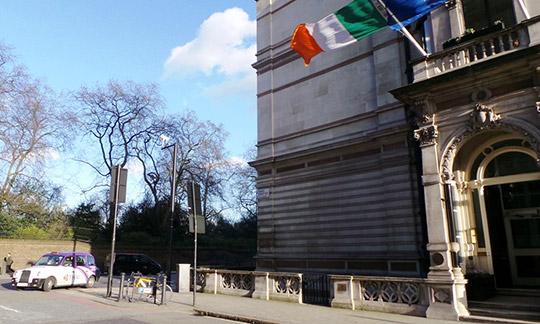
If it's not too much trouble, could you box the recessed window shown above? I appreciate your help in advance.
[462,0,516,31]
[485,152,539,178]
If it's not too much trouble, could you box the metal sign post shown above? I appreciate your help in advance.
[187,181,203,306]
[106,165,127,297]
[167,143,178,281]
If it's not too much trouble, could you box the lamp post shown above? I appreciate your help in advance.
[161,136,177,281]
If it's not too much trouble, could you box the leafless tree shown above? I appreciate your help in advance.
[229,145,257,219]
[0,43,75,213]
[132,110,229,226]
[74,80,163,178]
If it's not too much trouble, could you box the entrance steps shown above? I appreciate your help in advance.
[462,290,540,323]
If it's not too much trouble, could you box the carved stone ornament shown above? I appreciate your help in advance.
[440,106,540,181]
[468,103,501,131]
[414,125,438,147]
[432,288,452,304]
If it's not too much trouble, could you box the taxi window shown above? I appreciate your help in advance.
[88,255,96,266]
[76,255,86,266]
[63,256,74,267]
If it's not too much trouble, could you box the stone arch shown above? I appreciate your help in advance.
[439,114,540,181]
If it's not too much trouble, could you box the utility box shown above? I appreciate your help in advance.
[177,263,190,292]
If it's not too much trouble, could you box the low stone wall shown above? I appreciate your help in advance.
[330,275,429,317]
[197,269,302,303]
[193,269,469,320]
[0,239,91,272]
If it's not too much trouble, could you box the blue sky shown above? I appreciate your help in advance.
[0,1,257,207]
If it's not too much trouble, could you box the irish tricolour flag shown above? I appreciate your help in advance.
[291,0,446,65]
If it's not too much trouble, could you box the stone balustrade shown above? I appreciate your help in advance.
[330,275,430,317]
[412,17,540,82]
[195,269,302,303]
[192,268,467,319]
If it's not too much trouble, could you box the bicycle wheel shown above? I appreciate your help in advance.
[165,284,173,301]
[124,282,135,302]
[154,284,173,304]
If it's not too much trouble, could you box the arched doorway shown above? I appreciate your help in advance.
[455,134,540,288]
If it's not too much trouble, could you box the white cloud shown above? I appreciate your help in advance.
[229,156,248,167]
[203,72,255,101]
[27,148,60,162]
[126,158,144,176]
[164,7,256,79]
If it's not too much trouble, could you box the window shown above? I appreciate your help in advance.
[64,256,74,267]
[462,0,516,31]
[88,255,96,266]
[76,255,86,266]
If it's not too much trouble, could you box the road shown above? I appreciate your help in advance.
[0,275,238,324]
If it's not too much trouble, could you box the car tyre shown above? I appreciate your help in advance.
[43,277,55,292]
[86,276,96,288]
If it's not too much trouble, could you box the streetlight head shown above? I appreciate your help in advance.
[160,134,170,147]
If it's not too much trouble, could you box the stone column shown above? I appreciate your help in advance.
[414,118,469,321]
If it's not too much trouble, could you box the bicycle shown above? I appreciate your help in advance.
[124,272,173,304]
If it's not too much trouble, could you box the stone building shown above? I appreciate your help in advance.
[251,0,540,319]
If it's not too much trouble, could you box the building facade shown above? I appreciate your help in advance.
[252,0,427,277]
[251,0,540,319]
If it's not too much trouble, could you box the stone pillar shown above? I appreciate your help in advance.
[252,272,270,300]
[176,263,191,293]
[201,269,217,294]
[330,275,355,310]
[414,119,469,321]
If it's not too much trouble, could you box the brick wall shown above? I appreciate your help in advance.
[0,239,255,273]
[0,239,91,272]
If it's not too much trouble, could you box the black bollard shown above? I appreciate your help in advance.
[117,272,125,302]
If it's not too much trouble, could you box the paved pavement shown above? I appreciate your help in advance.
[75,282,470,324]
[1,273,506,324]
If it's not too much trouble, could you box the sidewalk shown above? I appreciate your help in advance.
[82,286,473,324]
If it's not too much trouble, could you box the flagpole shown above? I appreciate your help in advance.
[376,0,428,56]
[518,0,531,19]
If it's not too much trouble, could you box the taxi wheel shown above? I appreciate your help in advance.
[43,277,55,292]
[86,276,96,288]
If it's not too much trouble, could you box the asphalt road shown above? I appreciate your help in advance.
[0,275,238,324]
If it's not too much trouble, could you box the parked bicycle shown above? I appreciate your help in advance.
[124,271,173,304]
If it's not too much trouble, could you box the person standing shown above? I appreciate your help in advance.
[4,252,14,275]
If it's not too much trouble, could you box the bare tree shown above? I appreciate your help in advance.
[74,80,163,178]
[230,145,257,219]
[132,110,229,226]
[0,44,75,213]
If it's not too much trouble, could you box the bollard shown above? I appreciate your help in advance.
[162,275,167,306]
[117,273,125,302]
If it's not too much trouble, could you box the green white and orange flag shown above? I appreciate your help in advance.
[291,0,446,65]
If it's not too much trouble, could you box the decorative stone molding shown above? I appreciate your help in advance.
[432,288,452,304]
[414,125,439,147]
[471,88,492,102]
[414,97,436,117]
[440,107,540,180]
[468,103,501,131]
[454,171,468,194]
